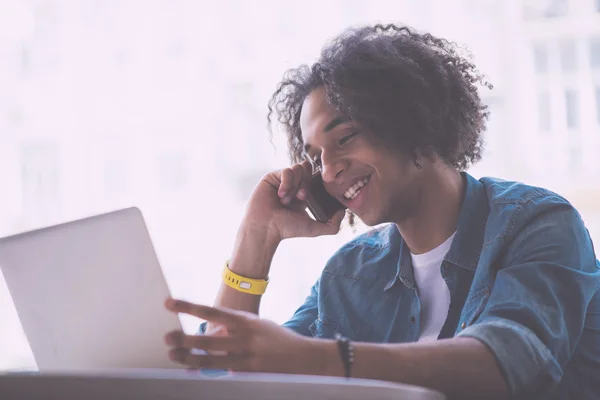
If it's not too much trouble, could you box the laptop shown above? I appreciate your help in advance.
[0,207,183,371]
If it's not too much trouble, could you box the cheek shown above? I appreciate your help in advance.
[375,156,413,182]
[373,162,418,206]
[350,138,414,183]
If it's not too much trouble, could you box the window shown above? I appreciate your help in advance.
[157,152,187,190]
[559,39,577,72]
[523,0,568,19]
[104,156,128,195]
[565,89,579,129]
[568,144,581,172]
[538,91,551,131]
[20,46,30,75]
[20,143,59,213]
[533,43,549,74]
[596,87,600,125]
[591,37,600,69]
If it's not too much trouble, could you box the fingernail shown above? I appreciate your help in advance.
[278,191,287,198]
[282,196,292,205]
[297,189,306,200]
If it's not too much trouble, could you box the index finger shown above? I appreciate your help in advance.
[165,298,244,328]
[296,161,313,200]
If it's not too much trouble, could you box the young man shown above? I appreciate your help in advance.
[164,24,600,399]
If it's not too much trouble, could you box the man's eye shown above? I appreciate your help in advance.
[339,132,358,145]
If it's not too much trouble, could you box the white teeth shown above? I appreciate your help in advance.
[344,177,370,200]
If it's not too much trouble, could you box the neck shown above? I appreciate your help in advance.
[395,167,465,255]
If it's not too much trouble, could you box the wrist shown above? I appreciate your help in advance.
[228,220,281,279]
[303,338,344,377]
[239,213,282,245]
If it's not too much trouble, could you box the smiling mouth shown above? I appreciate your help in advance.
[343,176,370,200]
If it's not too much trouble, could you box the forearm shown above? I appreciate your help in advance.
[213,220,280,316]
[315,337,509,399]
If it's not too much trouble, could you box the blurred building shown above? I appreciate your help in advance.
[0,0,599,370]
[510,0,600,240]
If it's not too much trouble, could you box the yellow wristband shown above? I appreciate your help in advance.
[222,261,269,296]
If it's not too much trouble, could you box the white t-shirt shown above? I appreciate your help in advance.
[410,232,455,341]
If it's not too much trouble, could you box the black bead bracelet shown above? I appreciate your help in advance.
[335,333,354,378]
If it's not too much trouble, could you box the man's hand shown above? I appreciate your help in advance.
[165,298,508,398]
[165,298,322,374]
[211,162,344,323]
[243,161,345,243]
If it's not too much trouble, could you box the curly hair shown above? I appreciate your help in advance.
[267,24,492,171]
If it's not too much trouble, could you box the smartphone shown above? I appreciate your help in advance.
[305,171,346,223]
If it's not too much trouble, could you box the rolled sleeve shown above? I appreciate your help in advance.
[458,317,562,395]
[459,204,600,397]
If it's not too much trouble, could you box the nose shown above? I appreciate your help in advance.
[320,150,347,183]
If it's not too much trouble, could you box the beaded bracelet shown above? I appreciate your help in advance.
[335,333,354,378]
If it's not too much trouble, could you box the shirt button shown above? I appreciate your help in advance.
[410,316,416,324]
[461,322,467,329]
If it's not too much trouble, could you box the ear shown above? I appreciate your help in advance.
[413,146,438,167]
[412,148,424,169]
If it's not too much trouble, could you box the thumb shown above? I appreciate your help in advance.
[309,209,346,236]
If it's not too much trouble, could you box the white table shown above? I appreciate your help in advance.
[0,369,445,400]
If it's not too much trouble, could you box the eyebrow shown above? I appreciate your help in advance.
[303,116,351,153]
[324,116,351,132]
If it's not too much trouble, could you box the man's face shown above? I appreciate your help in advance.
[300,87,423,226]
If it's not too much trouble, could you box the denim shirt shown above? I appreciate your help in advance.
[281,173,600,399]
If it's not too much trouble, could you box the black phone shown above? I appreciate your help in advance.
[305,172,346,223]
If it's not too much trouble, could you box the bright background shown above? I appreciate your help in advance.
[1,0,599,370]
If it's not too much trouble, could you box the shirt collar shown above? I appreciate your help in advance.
[444,172,490,271]
[385,172,489,290]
